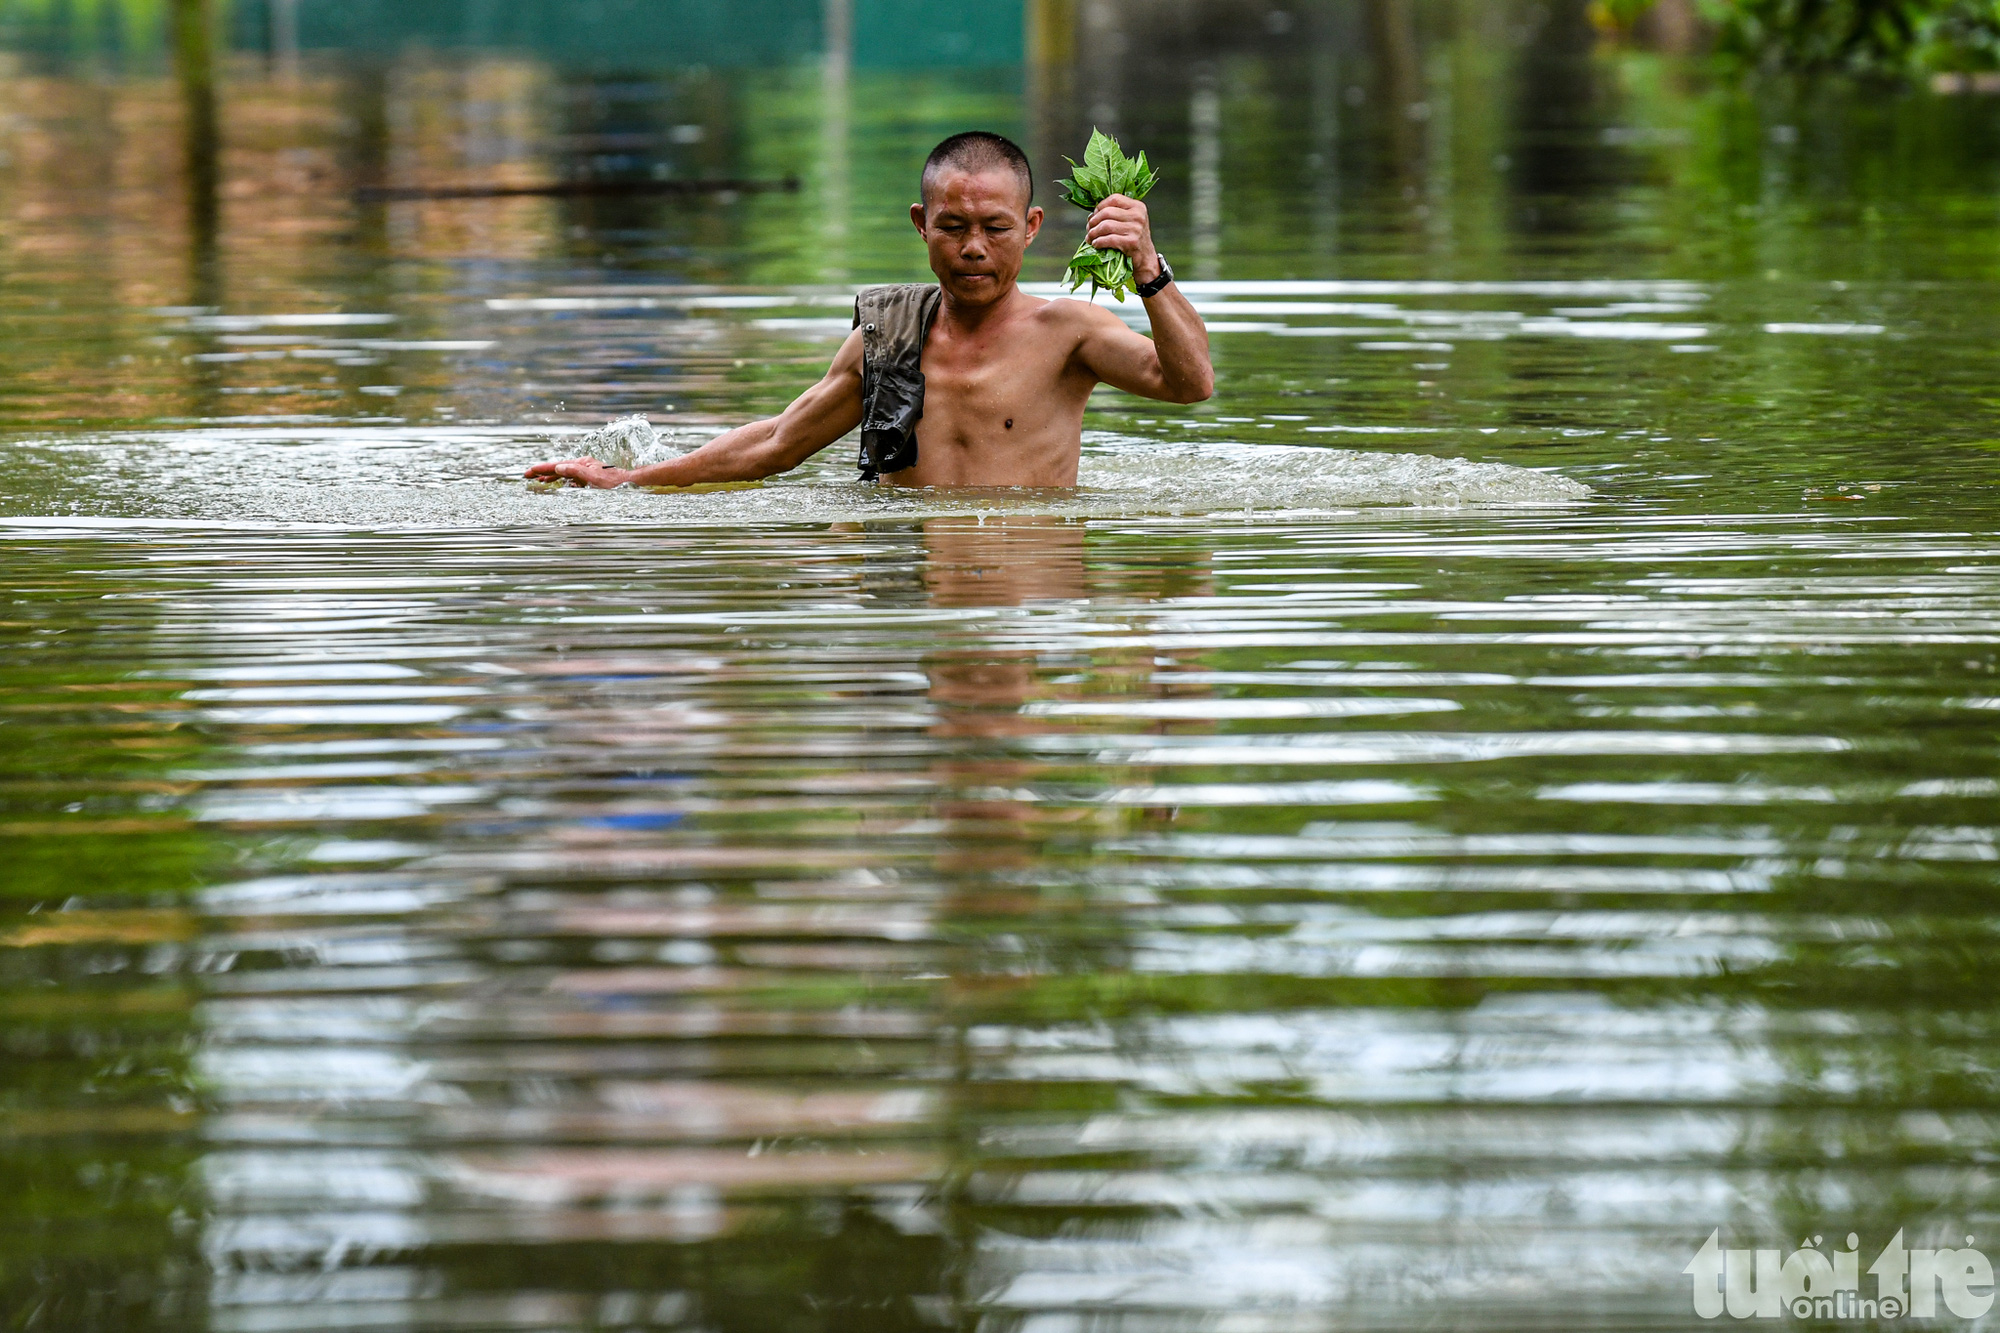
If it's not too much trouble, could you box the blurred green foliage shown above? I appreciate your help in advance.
[1600,0,2000,72]
[1589,0,1670,29]
[0,0,170,62]
[1704,0,2000,72]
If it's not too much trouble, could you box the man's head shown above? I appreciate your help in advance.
[921,131,1033,212]
[912,131,1042,307]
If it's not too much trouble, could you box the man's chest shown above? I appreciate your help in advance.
[919,326,1077,408]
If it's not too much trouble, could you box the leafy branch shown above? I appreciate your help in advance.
[1054,128,1160,302]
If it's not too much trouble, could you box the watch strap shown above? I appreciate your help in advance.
[1135,256,1173,299]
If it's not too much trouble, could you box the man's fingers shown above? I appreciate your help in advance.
[1086,193,1151,255]
[526,457,593,480]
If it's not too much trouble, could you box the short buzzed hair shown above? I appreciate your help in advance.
[920,131,1034,210]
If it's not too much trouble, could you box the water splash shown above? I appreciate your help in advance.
[1,427,1590,529]
[555,414,681,470]
[1079,438,1591,509]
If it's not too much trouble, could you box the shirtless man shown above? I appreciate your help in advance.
[524,131,1212,489]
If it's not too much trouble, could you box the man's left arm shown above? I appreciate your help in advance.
[1073,194,1214,404]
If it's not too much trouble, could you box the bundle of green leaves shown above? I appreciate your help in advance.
[1055,129,1160,301]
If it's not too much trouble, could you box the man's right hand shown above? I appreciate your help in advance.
[524,456,630,488]
[1085,192,1162,286]
[522,328,865,492]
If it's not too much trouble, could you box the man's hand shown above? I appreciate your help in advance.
[1085,193,1163,286]
[523,456,630,488]
[519,329,865,493]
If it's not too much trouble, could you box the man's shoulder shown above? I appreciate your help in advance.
[1020,289,1121,331]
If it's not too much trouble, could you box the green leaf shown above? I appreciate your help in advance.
[1129,152,1158,199]
[1064,237,1115,296]
[1058,131,1161,212]
[1083,127,1118,175]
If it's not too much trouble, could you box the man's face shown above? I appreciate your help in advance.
[911,168,1043,307]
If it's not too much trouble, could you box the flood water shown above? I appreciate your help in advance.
[5,3,2000,1329]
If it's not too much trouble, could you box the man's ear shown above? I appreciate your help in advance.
[1024,205,1044,246]
[910,202,927,235]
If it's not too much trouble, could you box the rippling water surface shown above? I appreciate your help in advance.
[7,8,2000,1331]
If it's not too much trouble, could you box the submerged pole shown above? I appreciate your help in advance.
[171,0,220,298]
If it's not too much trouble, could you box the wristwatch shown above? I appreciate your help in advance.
[1135,255,1174,299]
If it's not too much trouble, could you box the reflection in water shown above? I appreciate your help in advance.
[923,518,1091,840]
[6,2,2000,1328]
[171,0,221,302]
[922,514,1092,607]
[920,516,1211,844]
[6,512,1993,1327]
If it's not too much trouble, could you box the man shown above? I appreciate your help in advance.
[525,131,1212,490]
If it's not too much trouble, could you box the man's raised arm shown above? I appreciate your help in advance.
[1072,193,1214,405]
[525,329,866,488]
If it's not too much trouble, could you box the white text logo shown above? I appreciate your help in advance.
[1685,1230,1993,1320]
